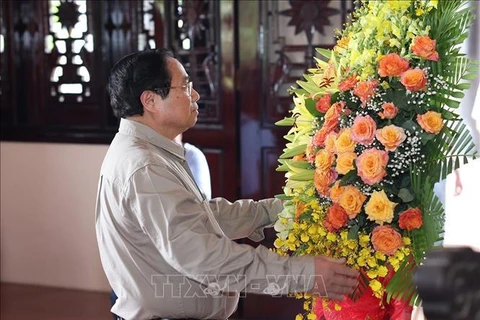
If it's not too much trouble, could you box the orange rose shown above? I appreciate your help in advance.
[411,36,439,61]
[378,102,399,120]
[312,128,329,147]
[353,80,378,106]
[324,203,349,232]
[375,125,406,151]
[305,142,316,164]
[316,94,331,113]
[339,185,367,219]
[315,148,335,171]
[398,207,423,231]
[336,151,357,175]
[371,226,403,256]
[351,115,377,145]
[400,68,427,91]
[378,53,410,77]
[335,128,356,154]
[329,180,344,203]
[323,101,345,132]
[324,132,338,153]
[417,111,443,134]
[356,148,389,185]
[314,168,337,196]
[339,75,358,92]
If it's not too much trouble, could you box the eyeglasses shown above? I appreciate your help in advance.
[152,81,193,96]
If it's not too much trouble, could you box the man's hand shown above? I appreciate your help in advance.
[310,256,359,301]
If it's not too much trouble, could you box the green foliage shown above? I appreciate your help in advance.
[305,98,322,117]
[384,0,478,304]
[279,144,307,159]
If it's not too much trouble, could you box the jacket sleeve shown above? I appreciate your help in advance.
[126,165,314,295]
[207,197,283,241]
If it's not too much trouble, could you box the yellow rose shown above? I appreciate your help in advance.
[339,185,367,219]
[335,128,356,153]
[336,152,357,175]
[315,149,335,172]
[365,190,397,224]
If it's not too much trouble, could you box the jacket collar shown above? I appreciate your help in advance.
[118,118,185,160]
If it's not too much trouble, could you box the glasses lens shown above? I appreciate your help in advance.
[187,82,193,96]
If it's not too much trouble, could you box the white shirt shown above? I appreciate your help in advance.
[443,159,480,251]
[95,119,315,320]
[184,142,211,200]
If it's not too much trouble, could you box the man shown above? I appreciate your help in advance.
[109,133,212,319]
[95,49,358,320]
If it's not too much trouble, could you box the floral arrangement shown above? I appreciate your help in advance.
[273,0,478,319]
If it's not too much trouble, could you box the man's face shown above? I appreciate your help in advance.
[157,58,200,135]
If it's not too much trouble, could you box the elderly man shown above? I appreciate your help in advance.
[95,49,358,320]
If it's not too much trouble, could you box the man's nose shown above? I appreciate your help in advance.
[191,88,200,102]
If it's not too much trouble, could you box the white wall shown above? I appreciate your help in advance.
[1,142,110,292]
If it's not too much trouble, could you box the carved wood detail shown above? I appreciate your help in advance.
[164,0,221,124]
[261,0,354,125]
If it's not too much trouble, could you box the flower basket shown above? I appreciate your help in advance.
[273,1,478,319]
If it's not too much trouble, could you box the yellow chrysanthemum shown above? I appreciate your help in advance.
[307,313,317,320]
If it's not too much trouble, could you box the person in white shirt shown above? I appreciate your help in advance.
[174,133,211,200]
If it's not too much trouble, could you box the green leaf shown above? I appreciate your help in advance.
[442,110,458,120]
[275,117,295,127]
[401,120,419,132]
[286,160,311,169]
[304,98,322,117]
[331,91,340,104]
[279,144,307,159]
[275,193,293,200]
[384,90,408,110]
[463,73,479,80]
[283,134,295,142]
[443,98,461,109]
[420,132,436,144]
[449,91,465,99]
[455,83,471,90]
[340,169,358,186]
[315,47,332,60]
[398,188,414,203]
[297,79,320,95]
[348,225,360,240]
[289,170,315,181]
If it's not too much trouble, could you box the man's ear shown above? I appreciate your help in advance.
[140,90,158,113]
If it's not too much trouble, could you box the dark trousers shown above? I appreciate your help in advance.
[110,290,119,320]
